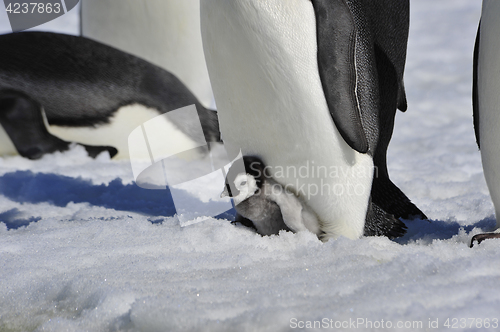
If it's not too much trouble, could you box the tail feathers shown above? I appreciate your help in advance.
[371,176,427,220]
[364,201,407,239]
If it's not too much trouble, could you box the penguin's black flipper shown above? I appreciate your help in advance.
[371,176,427,220]
[311,0,426,222]
[0,90,117,160]
[473,22,481,149]
[310,0,368,154]
[364,200,407,239]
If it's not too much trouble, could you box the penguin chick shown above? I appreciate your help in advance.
[221,156,322,238]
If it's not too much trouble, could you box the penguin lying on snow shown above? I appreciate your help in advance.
[202,0,423,240]
[471,0,500,247]
[223,156,406,240]
[0,32,221,160]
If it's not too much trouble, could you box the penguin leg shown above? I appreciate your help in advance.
[364,198,407,239]
[0,90,70,159]
[82,144,118,158]
[371,173,427,220]
[371,45,427,220]
[0,90,117,159]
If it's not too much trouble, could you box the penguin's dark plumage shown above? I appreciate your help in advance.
[202,0,424,240]
[0,32,221,159]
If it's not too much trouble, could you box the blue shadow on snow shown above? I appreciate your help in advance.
[0,171,236,230]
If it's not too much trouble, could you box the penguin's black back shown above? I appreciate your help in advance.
[0,32,202,127]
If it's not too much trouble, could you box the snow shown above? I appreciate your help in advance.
[1,1,499,331]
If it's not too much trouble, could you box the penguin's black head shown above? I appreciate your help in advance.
[243,156,267,187]
[221,156,268,199]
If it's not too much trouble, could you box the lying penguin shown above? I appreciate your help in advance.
[223,156,406,240]
[471,0,500,247]
[0,32,221,160]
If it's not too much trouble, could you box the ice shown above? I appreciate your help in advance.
[2,1,499,331]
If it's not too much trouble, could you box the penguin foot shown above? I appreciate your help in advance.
[364,201,407,239]
[14,134,75,160]
[0,91,71,159]
[371,176,427,220]
[82,144,118,158]
[470,232,500,248]
[18,141,118,160]
[0,91,118,159]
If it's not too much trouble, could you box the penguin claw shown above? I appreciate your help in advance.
[470,232,500,248]
[371,176,427,221]
[364,201,407,239]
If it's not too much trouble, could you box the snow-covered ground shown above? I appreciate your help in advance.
[1,1,498,331]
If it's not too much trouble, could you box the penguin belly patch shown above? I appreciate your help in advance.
[47,104,199,160]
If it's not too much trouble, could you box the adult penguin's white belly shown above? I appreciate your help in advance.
[477,0,500,230]
[81,0,214,108]
[201,0,373,240]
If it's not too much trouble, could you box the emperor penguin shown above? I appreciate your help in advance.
[80,0,214,109]
[471,0,500,247]
[201,0,423,240]
[0,32,220,160]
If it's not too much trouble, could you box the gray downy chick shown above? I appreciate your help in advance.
[221,156,322,237]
